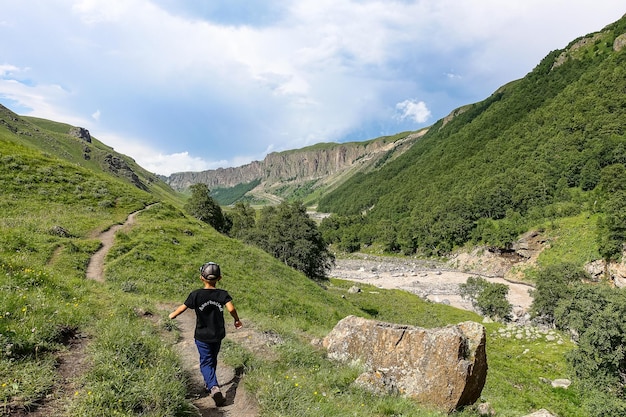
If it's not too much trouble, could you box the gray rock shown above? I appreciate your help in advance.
[551,378,571,389]
[347,286,362,294]
[323,315,487,413]
[68,126,91,142]
[522,409,556,417]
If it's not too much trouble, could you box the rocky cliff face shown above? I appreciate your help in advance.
[164,131,425,192]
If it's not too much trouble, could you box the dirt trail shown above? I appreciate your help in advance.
[84,204,259,417]
[86,207,146,281]
[169,308,259,416]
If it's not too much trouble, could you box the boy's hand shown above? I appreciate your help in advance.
[234,320,243,329]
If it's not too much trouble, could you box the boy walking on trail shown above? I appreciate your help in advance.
[169,262,242,407]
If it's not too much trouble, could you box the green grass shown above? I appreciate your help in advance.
[213,277,582,417]
[0,259,94,411]
[536,212,601,268]
[0,111,585,416]
[482,325,582,416]
[67,300,192,417]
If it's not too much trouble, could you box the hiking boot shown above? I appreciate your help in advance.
[210,386,226,407]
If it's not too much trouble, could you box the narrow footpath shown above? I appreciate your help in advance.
[87,204,259,417]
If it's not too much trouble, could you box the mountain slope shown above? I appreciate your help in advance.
[0,104,366,414]
[0,45,595,417]
[6,103,532,417]
[0,104,181,206]
[164,129,426,205]
[317,15,626,256]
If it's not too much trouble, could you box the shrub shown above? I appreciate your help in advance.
[530,263,588,325]
[459,276,512,319]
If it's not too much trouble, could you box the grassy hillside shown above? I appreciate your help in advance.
[317,16,626,258]
[1,106,182,207]
[1,105,583,416]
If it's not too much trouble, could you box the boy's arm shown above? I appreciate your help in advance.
[225,301,242,329]
[169,304,188,319]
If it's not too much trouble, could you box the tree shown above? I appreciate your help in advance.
[227,201,256,239]
[529,263,588,325]
[459,276,512,320]
[561,285,626,408]
[579,159,601,191]
[248,201,335,280]
[184,183,230,234]
[595,165,626,263]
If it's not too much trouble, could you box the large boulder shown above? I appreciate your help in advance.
[323,315,487,413]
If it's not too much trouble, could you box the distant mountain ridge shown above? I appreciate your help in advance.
[163,129,427,203]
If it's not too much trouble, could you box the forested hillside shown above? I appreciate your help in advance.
[318,16,626,257]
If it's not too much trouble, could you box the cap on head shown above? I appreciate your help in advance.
[199,262,221,280]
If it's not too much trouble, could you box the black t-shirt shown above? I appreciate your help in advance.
[184,288,233,342]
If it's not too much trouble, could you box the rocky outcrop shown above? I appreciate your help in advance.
[68,126,92,143]
[102,154,147,191]
[164,132,424,191]
[552,32,606,69]
[585,257,626,288]
[614,33,626,52]
[323,315,487,413]
[441,105,470,128]
[511,230,547,260]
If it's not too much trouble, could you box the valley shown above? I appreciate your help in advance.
[331,254,534,313]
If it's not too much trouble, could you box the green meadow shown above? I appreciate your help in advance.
[1,124,581,416]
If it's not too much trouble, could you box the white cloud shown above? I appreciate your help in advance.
[141,151,216,176]
[1,0,625,176]
[0,76,88,127]
[93,131,215,175]
[395,99,431,124]
[72,0,141,24]
[0,64,21,77]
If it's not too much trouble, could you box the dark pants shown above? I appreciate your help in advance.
[194,339,222,390]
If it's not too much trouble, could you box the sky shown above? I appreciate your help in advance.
[0,1,624,176]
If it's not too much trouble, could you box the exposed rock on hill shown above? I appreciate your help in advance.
[103,153,148,191]
[323,315,487,413]
[163,131,426,198]
[68,126,92,143]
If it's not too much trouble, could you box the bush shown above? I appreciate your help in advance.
[530,263,588,325]
[459,276,512,319]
